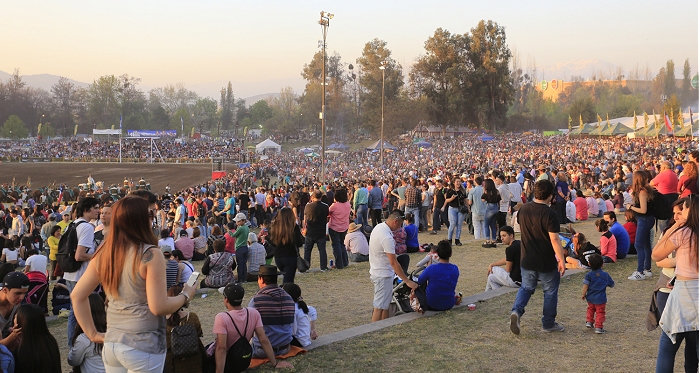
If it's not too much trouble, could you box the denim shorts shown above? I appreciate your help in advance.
[103,342,166,373]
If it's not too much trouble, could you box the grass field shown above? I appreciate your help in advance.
[46,218,684,372]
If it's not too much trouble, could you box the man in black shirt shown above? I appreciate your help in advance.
[237,190,251,220]
[510,180,566,335]
[430,179,449,234]
[485,225,521,291]
[303,190,330,271]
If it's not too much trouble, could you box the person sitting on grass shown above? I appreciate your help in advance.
[565,231,601,269]
[595,219,617,263]
[485,226,522,292]
[281,283,318,348]
[415,244,439,268]
[404,213,420,253]
[412,240,460,312]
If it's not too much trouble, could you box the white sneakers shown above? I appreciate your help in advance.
[643,270,653,278]
[628,271,645,280]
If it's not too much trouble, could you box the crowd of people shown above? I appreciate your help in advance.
[0,132,694,371]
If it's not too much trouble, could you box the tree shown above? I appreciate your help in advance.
[410,28,466,134]
[170,107,191,135]
[681,59,694,106]
[356,39,404,135]
[38,122,56,139]
[148,104,170,130]
[267,87,299,135]
[248,100,274,128]
[219,82,235,133]
[192,97,218,133]
[300,51,348,138]
[51,77,78,137]
[86,75,121,132]
[664,60,676,98]
[466,20,514,131]
[2,115,29,139]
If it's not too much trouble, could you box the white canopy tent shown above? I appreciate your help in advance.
[255,138,281,153]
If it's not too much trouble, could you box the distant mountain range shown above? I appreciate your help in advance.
[0,70,294,107]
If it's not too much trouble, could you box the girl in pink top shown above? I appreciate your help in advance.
[596,219,617,263]
[328,189,351,269]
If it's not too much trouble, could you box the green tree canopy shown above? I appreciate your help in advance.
[2,115,29,139]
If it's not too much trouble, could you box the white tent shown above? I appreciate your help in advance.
[255,138,281,153]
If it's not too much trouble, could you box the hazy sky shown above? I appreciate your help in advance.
[1,0,698,98]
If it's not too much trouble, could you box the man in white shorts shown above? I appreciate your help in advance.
[369,210,417,322]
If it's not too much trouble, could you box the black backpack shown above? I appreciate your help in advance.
[197,202,207,219]
[55,220,89,273]
[171,314,201,357]
[650,190,672,221]
[223,309,252,373]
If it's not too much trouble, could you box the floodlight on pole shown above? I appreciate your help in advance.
[318,10,333,183]
[379,61,387,167]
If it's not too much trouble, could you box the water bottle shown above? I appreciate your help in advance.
[329,259,334,268]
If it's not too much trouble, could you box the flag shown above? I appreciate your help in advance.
[633,111,638,130]
[180,116,184,134]
[57,186,63,205]
[606,113,610,128]
[664,112,673,131]
[654,110,660,128]
[677,109,683,127]
[643,111,648,129]
[568,115,572,132]
[597,114,602,127]
[579,114,583,127]
[119,114,123,129]
[691,108,694,127]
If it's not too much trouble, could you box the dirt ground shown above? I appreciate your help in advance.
[0,162,215,193]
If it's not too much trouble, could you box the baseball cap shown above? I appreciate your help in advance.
[160,245,172,253]
[232,213,247,222]
[218,283,245,304]
[1,272,29,289]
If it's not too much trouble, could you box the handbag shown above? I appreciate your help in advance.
[458,193,469,214]
[296,249,310,273]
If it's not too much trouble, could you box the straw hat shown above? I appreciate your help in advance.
[583,189,594,197]
[348,222,361,233]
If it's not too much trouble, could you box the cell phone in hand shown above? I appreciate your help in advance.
[668,276,676,288]
[186,272,200,287]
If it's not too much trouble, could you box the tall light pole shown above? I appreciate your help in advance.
[379,61,387,167]
[319,10,333,183]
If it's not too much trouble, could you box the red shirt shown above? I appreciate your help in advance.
[623,222,637,245]
[573,198,588,221]
[651,169,678,195]
[224,230,236,254]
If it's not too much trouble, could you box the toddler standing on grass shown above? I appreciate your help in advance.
[581,254,615,334]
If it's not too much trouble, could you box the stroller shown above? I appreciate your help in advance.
[25,271,49,314]
[389,254,426,317]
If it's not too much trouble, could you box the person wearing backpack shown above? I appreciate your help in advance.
[205,283,292,372]
[61,197,101,348]
[165,285,204,373]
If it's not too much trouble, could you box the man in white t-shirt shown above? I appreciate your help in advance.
[23,248,48,274]
[369,210,417,322]
[64,197,100,348]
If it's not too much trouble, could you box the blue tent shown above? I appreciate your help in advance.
[328,143,338,149]
[366,140,397,151]
[478,135,494,141]
[336,143,350,150]
[414,140,432,147]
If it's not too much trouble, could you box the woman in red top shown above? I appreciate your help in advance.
[623,210,637,255]
[595,219,616,263]
[678,161,698,198]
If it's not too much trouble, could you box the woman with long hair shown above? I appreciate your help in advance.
[71,196,197,373]
[480,178,501,248]
[282,283,318,348]
[443,178,467,246]
[206,225,225,256]
[270,208,304,283]
[68,293,107,373]
[626,170,655,281]
[12,303,62,373]
[652,195,699,372]
[678,161,698,198]
[328,189,351,269]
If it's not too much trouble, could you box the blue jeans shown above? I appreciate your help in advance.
[304,236,328,270]
[235,245,249,282]
[328,228,348,269]
[447,207,464,240]
[66,279,77,348]
[405,207,420,223]
[355,204,368,227]
[635,215,655,273]
[484,203,499,241]
[512,268,561,328]
[656,330,699,373]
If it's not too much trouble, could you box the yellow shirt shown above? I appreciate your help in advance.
[56,220,71,234]
[48,236,60,261]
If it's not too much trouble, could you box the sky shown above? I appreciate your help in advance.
[1,0,698,98]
